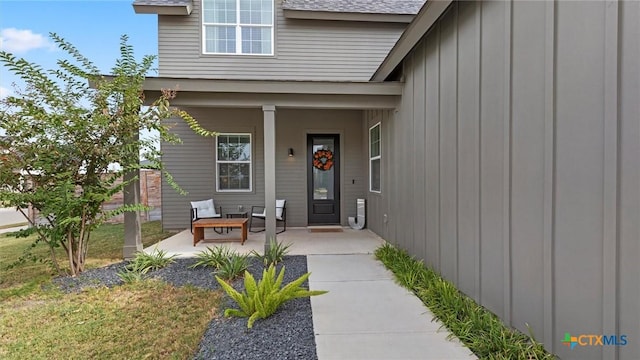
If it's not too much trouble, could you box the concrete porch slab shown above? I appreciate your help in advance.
[144,227,384,257]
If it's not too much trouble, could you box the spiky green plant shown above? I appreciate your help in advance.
[126,249,177,274]
[215,264,327,328]
[116,268,146,283]
[252,238,291,267]
[190,246,234,269]
[215,253,250,280]
[374,243,555,360]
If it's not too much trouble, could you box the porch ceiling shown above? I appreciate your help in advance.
[140,77,402,109]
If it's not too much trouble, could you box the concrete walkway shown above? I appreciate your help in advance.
[308,254,476,360]
[146,228,476,359]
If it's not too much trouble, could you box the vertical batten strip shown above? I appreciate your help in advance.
[418,39,427,262]
[422,38,430,266]
[474,0,482,301]
[542,0,556,352]
[602,1,620,359]
[435,23,442,273]
[502,0,513,325]
[453,1,460,286]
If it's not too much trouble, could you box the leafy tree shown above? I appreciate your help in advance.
[0,34,213,276]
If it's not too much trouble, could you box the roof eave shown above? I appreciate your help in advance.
[283,9,415,23]
[371,0,453,82]
[137,77,403,96]
[132,3,192,15]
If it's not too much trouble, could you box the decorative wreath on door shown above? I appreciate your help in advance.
[312,149,334,171]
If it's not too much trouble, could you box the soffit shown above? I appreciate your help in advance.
[135,77,402,109]
[132,0,192,15]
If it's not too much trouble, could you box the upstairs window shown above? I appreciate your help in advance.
[369,123,381,193]
[202,0,274,55]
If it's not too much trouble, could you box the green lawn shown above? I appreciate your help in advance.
[0,280,221,359]
[0,221,223,359]
[0,220,175,294]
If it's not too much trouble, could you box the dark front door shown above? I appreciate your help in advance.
[307,134,340,224]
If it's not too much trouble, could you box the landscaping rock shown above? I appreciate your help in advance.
[52,255,318,360]
[193,255,317,360]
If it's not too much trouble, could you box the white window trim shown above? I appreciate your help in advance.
[216,133,253,192]
[202,0,274,56]
[369,122,381,193]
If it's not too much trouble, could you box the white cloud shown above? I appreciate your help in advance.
[0,28,55,54]
[0,86,10,99]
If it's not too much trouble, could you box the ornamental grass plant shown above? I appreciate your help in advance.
[190,246,249,280]
[375,243,555,360]
[252,238,292,267]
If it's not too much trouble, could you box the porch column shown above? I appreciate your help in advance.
[123,132,142,259]
[262,105,277,249]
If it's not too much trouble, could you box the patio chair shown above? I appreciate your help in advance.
[190,199,223,234]
[249,199,287,234]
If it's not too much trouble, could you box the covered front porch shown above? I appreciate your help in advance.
[139,77,400,247]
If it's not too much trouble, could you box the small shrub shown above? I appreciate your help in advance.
[216,264,327,328]
[252,238,291,267]
[215,253,250,280]
[190,246,234,269]
[117,269,146,283]
[190,247,249,280]
[126,248,177,274]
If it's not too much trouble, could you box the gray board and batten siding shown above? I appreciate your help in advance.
[365,1,639,360]
[156,0,408,81]
[161,107,366,230]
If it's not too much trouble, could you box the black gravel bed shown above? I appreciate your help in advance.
[53,261,128,293]
[52,255,318,360]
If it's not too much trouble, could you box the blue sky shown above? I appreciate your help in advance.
[0,0,158,98]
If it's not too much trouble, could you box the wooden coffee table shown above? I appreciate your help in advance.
[192,218,248,246]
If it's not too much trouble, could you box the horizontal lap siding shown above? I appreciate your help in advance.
[162,108,364,230]
[276,109,365,227]
[157,0,406,81]
[161,108,264,230]
[370,1,640,359]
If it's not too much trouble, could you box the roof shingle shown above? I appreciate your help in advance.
[282,0,426,15]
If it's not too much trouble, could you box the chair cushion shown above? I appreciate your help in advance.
[191,199,218,218]
[253,199,286,221]
[276,199,286,220]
